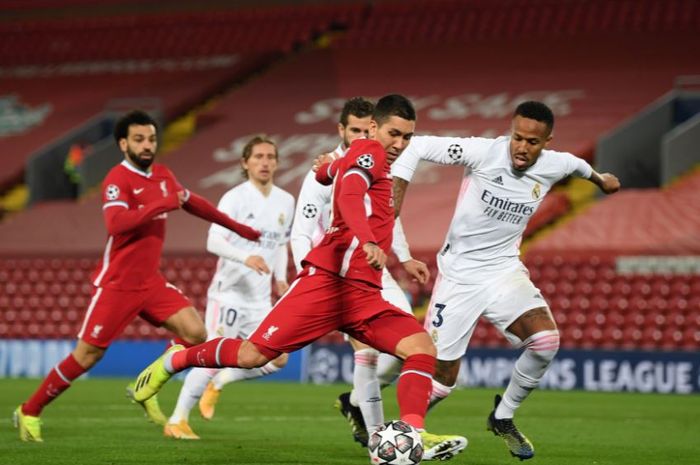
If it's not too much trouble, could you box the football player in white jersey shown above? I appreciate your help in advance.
[292,97,466,461]
[164,136,295,439]
[391,101,620,460]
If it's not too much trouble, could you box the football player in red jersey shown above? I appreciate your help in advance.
[132,96,466,456]
[14,110,261,442]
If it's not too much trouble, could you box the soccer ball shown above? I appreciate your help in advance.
[367,420,423,465]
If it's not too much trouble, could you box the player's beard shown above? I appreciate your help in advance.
[127,148,155,170]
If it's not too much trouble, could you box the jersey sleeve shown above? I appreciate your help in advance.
[206,189,250,262]
[101,169,131,210]
[291,171,328,271]
[563,151,593,179]
[391,135,491,181]
[346,141,386,184]
[101,168,180,235]
[208,190,240,239]
[337,171,376,246]
[282,194,295,246]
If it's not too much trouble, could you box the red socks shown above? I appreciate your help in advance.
[397,353,436,429]
[170,337,242,372]
[22,354,87,416]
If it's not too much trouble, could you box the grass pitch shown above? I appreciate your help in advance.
[1,378,698,465]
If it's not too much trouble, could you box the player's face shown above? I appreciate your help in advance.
[121,124,157,170]
[243,142,278,184]
[338,115,371,148]
[370,116,415,165]
[509,115,552,171]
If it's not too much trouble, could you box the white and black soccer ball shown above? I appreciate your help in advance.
[446,144,463,161]
[368,420,423,465]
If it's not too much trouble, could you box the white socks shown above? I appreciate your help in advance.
[169,367,216,423]
[428,378,455,411]
[211,363,281,390]
[169,361,283,424]
[350,348,383,433]
[496,330,560,419]
[377,353,402,388]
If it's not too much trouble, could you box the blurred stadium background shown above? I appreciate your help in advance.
[0,0,699,396]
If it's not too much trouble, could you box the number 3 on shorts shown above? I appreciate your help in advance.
[432,303,446,328]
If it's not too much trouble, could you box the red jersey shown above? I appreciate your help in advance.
[303,139,394,288]
[92,161,183,290]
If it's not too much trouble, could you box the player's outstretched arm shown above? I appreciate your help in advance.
[183,191,261,241]
[104,193,180,235]
[589,170,621,195]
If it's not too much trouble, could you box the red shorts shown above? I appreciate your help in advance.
[77,278,192,348]
[249,267,425,359]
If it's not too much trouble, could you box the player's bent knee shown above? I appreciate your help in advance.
[74,341,105,369]
[237,341,270,369]
[523,329,560,363]
[189,328,207,345]
[271,353,288,368]
[395,331,437,359]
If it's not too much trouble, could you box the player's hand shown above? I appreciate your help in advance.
[599,173,621,194]
[363,242,386,270]
[275,280,290,295]
[312,152,336,173]
[244,255,270,274]
[401,258,430,284]
[176,190,188,207]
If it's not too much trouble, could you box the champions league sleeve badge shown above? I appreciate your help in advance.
[105,184,120,200]
[302,203,318,219]
[357,153,375,169]
[447,144,463,161]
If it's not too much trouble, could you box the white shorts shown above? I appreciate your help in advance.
[425,264,548,360]
[205,296,269,340]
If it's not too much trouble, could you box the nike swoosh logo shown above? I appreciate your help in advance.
[133,188,144,195]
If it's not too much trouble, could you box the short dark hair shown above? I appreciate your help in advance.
[339,97,374,126]
[514,101,554,133]
[114,110,158,143]
[241,135,277,179]
[373,94,416,126]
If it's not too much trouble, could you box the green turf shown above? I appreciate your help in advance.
[1,378,698,465]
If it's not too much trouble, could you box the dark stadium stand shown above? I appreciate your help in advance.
[0,253,697,349]
[334,0,700,46]
[527,171,700,256]
[0,4,363,192]
[0,5,363,65]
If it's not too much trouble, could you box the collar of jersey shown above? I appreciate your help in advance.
[121,160,153,178]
